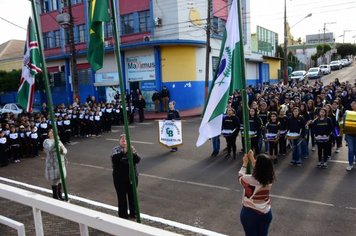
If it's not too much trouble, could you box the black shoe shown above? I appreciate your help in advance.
[225,153,231,159]
[211,152,218,157]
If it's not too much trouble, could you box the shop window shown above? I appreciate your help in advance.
[212,56,220,77]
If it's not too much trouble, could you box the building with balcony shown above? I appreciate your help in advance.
[37,0,259,111]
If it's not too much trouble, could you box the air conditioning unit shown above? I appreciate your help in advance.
[143,36,151,42]
[154,17,162,27]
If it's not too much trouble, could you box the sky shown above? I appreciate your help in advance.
[0,0,356,45]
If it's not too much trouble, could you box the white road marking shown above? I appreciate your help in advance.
[106,138,155,145]
[66,163,345,209]
[69,141,79,145]
[0,177,227,236]
[138,122,153,125]
[328,160,348,164]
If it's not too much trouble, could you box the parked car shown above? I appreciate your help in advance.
[0,103,24,117]
[289,70,307,82]
[330,60,342,70]
[319,64,331,75]
[341,59,351,67]
[306,67,323,80]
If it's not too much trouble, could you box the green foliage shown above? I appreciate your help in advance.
[336,44,356,58]
[0,69,44,93]
[0,69,21,92]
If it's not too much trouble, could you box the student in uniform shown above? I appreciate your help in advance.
[312,108,333,168]
[94,110,102,136]
[30,126,40,157]
[306,99,316,151]
[0,130,9,166]
[287,107,305,166]
[39,117,49,151]
[18,125,28,158]
[258,101,269,154]
[63,115,72,144]
[265,112,280,163]
[71,108,79,137]
[331,100,344,153]
[244,108,262,155]
[278,109,288,155]
[221,108,240,159]
[300,103,310,158]
[8,126,21,163]
[167,101,181,152]
[136,94,146,123]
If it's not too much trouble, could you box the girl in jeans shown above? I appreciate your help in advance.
[238,150,275,236]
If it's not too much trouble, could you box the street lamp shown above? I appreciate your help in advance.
[56,0,79,103]
[283,0,312,85]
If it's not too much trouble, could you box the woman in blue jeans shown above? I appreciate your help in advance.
[238,150,275,236]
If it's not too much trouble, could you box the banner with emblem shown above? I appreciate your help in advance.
[158,120,183,147]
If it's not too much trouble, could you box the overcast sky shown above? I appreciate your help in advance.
[0,0,356,45]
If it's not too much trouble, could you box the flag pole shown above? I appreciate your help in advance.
[109,0,141,223]
[236,0,251,173]
[30,0,69,201]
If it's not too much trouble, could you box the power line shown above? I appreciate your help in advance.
[0,16,26,31]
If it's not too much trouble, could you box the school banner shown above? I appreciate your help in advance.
[159,120,183,147]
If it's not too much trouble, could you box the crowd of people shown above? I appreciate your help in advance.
[0,91,147,167]
[219,78,356,171]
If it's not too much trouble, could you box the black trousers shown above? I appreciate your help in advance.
[269,141,278,156]
[225,134,237,155]
[317,141,329,162]
[279,136,287,154]
[113,178,135,219]
[138,109,144,122]
[242,136,260,154]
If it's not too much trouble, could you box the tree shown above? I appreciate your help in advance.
[0,70,21,92]
[336,44,356,58]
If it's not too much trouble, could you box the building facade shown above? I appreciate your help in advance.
[37,0,255,110]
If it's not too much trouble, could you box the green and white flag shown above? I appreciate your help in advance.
[87,0,110,71]
[17,18,42,113]
[196,0,243,146]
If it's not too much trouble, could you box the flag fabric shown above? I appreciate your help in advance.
[196,0,243,146]
[87,0,110,71]
[17,18,42,113]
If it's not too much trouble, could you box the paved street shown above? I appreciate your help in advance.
[1,64,356,236]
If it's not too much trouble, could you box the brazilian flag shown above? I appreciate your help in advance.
[87,0,111,71]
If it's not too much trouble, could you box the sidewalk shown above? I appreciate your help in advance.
[143,107,203,120]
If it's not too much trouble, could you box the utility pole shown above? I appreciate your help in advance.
[283,0,288,85]
[204,0,212,100]
[323,22,336,43]
[67,0,79,102]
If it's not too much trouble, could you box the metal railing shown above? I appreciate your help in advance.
[0,183,181,236]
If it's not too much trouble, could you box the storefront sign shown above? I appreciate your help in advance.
[95,72,119,86]
[126,55,155,82]
[141,81,156,91]
[158,120,183,147]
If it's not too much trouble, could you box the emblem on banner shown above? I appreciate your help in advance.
[158,120,183,147]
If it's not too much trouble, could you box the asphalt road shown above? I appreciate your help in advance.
[1,63,356,236]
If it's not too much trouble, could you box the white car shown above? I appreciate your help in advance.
[330,60,342,70]
[289,70,307,82]
[0,103,24,117]
[306,67,323,80]
[319,65,331,75]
